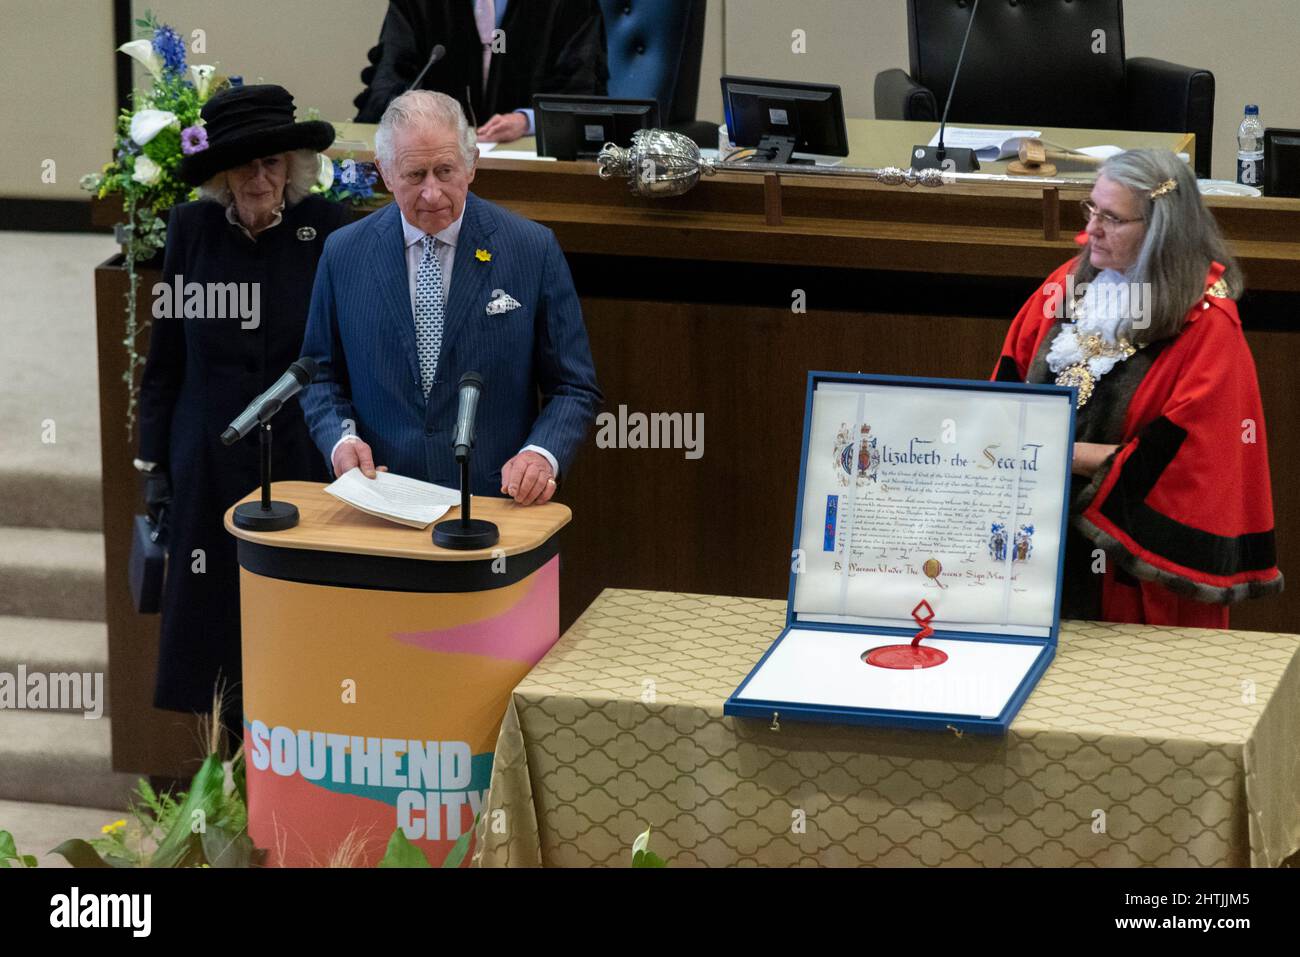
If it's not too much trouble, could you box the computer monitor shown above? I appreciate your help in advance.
[720,75,849,164]
[1264,128,1300,198]
[533,95,660,161]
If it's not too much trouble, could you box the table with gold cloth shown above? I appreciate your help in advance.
[473,590,1300,867]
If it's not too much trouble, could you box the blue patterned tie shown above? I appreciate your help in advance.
[414,234,445,397]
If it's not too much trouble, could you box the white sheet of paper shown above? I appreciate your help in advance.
[926,127,1043,159]
[476,141,498,154]
[1075,144,1124,160]
[484,149,556,162]
[324,467,459,528]
[791,381,1070,637]
[734,628,1044,719]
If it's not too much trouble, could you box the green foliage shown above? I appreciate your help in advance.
[49,839,113,868]
[47,750,259,869]
[379,814,479,868]
[442,815,479,868]
[377,829,432,868]
[631,826,668,868]
[0,830,38,868]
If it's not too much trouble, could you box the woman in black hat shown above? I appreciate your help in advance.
[137,84,351,744]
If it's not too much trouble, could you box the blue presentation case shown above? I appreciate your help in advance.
[724,371,1077,735]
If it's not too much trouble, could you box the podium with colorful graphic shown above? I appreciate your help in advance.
[224,481,569,867]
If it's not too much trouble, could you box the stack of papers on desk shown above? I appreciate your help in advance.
[324,467,460,528]
[927,127,1043,160]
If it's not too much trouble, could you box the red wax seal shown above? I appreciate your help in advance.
[863,644,949,669]
[862,597,948,669]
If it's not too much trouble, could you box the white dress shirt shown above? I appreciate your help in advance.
[331,207,558,482]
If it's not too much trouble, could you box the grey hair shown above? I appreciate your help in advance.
[198,148,322,206]
[374,89,477,169]
[1073,148,1242,343]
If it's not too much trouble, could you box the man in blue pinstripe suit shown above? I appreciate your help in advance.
[300,90,601,505]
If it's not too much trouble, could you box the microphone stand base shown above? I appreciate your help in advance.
[909,145,980,173]
[433,518,499,550]
[233,501,300,532]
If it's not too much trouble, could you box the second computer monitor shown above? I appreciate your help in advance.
[721,75,849,164]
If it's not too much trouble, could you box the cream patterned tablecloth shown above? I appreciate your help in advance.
[474,590,1300,867]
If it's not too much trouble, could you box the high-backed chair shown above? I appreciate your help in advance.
[874,0,1215,177]
[599,0,716,145]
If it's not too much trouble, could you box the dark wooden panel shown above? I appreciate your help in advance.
[558,296,1296,635]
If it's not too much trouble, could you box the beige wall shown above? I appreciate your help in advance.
[0,0,117,199]
[2,0,1296,201]
[128,0,385,119]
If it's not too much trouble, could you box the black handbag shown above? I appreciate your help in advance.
[129,471,171,614]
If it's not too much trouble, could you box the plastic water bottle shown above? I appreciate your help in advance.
[1237,105,1265,187]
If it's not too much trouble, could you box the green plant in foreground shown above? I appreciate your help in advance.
[379,815,479,868]
[0,831,37,868]
[632,826,667,868]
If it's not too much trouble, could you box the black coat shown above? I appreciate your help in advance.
[353,0,608,124]
[137,195,351,716]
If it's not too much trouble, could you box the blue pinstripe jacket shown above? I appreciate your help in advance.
[300,195,602,493]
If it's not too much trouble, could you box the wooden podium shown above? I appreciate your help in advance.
[223,481,570,867]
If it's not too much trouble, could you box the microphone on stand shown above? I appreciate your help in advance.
[227,357,318,532]
[406,43,447,92]
[451,371,483,462]
[434,372,499,550]
[910,0,982,173]
[222,357,317,446]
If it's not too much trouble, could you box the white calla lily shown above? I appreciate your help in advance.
[132,155,162,186]
[316,153,335,191]
[130,110,177,146]
[118,39,163,80]
[190,64,216,99]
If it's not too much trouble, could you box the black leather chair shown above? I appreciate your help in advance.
[874,0,1215,177]
[598,0,716,145]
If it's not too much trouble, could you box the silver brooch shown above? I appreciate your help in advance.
[296,226,317,241]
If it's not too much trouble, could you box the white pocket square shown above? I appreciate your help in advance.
[486,289,522,315]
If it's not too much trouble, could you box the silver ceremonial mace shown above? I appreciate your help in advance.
[596,129,1084,197]
[598,129,944,197]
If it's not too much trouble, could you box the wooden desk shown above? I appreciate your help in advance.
[93,120,1300,777]
[331,116,1194,180]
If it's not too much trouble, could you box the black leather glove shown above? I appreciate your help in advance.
[143,470,172,529]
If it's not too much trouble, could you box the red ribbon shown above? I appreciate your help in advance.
[911,598,935,647]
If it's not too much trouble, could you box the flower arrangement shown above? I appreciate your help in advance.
[318,157,381,205]
[82,11,228,262]
[82,13,373,435]
[80,10,229,435]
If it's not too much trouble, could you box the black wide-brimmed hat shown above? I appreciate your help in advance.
[179,84,335,186]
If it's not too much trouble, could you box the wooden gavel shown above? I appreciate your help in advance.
[1007,139,1104,177]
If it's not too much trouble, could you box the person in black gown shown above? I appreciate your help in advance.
[353,0,608,143]
[136,84,351,745]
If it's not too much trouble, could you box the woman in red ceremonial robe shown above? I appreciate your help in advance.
[994,149,1282,627]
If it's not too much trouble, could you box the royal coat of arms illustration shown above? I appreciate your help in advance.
[832,423,880,487]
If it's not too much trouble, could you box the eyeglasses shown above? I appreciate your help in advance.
[1080,200,1144,228]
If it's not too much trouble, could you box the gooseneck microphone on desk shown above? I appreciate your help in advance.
[910,0,982,173]
[226,356,317,531]
[434,371,500,550]
[407,43,447,93]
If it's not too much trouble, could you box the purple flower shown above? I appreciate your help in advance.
[180,125,208,155]
[151,25,186,74]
